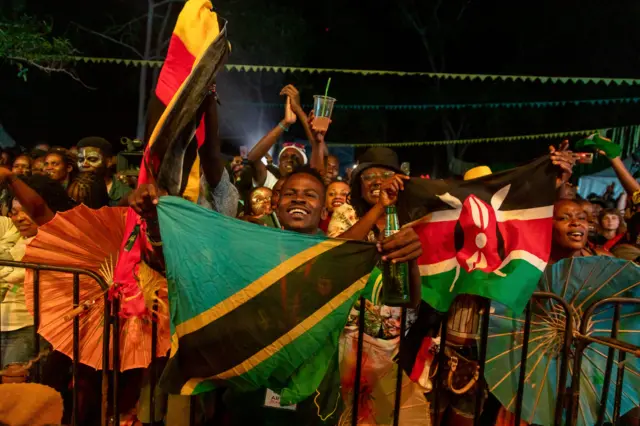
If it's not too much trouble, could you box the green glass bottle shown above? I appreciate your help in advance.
[382,205,411,306]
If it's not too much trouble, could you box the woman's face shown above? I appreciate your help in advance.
[360,167,395,206]
[325,182,350,213]
[10,199,38,238]
[12,156,31,176]
[601,213,621,232]
[271,178,286,211]
[553,201,588,251]
[251,187,272,216]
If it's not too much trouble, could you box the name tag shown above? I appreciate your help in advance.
[264,389,297,411]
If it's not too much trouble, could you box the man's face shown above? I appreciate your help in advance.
[277,173,326,234]
[579,201,598,237]
[44,153,71,182]
[278,148,304,177]
[324,155,340,184]
[557,182,577,200]
[78,147,105,174]
[32,157,45,175]
[12,156,31,176]
[231,156,244,177]
[0,152,9,166]
[271,178,286,211]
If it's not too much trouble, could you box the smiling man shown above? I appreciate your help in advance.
[277,166,327,235]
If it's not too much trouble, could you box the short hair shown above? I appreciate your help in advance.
[18,174,77,213]
[77,137,113,157]
[287,165,325,189]
[45,148,72,166]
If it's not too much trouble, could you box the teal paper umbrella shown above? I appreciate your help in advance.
[485,256,640,426]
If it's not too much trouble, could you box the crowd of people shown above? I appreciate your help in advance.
[0,83,638,426]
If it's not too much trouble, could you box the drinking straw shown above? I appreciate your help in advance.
[321,77,332,116]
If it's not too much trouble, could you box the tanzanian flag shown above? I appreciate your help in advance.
[156,196,379,403]
[398,156,556,315]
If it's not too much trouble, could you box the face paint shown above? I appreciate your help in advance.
[250,187,273,216]
[77,147,105,173]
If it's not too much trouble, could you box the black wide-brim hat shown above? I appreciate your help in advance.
[351,147,404,184]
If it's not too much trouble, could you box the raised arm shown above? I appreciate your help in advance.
[280,84,327,174]
[198,88,224,190]
[248,95,296,186]
[0,168,54,225]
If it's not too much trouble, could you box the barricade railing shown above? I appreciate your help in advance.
[569,297,640,426]
[3,258,636,426]
[0,259,114,426]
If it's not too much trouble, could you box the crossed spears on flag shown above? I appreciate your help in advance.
[433,184,512,292]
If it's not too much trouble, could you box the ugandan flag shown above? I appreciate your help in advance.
[398,156,556,315]
[145,0,229,200]
[156,197,379,403]
[112,0,228,318]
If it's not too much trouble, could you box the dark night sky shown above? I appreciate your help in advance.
[3,0,640,176]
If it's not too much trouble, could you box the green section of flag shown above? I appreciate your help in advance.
[156,196,379,403]
[422,259,543,314]
[157,196,326,333]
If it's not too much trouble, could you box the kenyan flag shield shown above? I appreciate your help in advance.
[397,157,556,315]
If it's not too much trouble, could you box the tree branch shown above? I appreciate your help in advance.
[9,57,96,90]
[72,22,144,58]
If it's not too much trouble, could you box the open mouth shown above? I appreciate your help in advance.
[332,199,344,207]
[567,231,585,242]
[370,189,381,198]
[287,207,309,219]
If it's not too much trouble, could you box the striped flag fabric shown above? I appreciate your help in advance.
[398,156,556,314]
[112,0,228,319]
[156,196,379,403]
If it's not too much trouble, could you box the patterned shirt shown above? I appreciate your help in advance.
[0,218,33,332]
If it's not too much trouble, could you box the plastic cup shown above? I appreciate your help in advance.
[312,95,336,132]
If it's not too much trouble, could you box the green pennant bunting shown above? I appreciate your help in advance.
[326,126,619,147]
[30,55,640,88]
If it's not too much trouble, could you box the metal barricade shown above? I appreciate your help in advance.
[13,267,629,426]
[569,297,640,426]
[0,259,115,426]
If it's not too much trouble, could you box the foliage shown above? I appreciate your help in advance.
[0,15,75,60]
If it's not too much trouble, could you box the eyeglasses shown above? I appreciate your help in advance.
[361,171,395,182]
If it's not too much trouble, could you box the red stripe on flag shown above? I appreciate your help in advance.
[498,218,552,261]
[156,33,196,106]
[154,33,207,149]
[414,221,458,265]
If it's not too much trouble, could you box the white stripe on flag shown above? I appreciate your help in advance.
[496,206,553,222]
[419,257,458,276]
[495,250,548,272]
[419,250,547,277]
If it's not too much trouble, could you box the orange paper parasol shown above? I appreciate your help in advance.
[23,204,170,371]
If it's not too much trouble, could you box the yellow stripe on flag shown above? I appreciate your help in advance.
[172,0,220,58]
[179,273,370,394]
[146,0,222,201]
[169,239,346,356]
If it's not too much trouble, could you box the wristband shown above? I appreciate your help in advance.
[278,122,289,132]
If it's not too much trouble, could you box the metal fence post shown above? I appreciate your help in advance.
[351,296,366,426]
[514,300,532,425]
[392,308,407,426]
[32,269,40,382]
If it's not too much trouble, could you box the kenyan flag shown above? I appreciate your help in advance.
[397,157,556,315]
